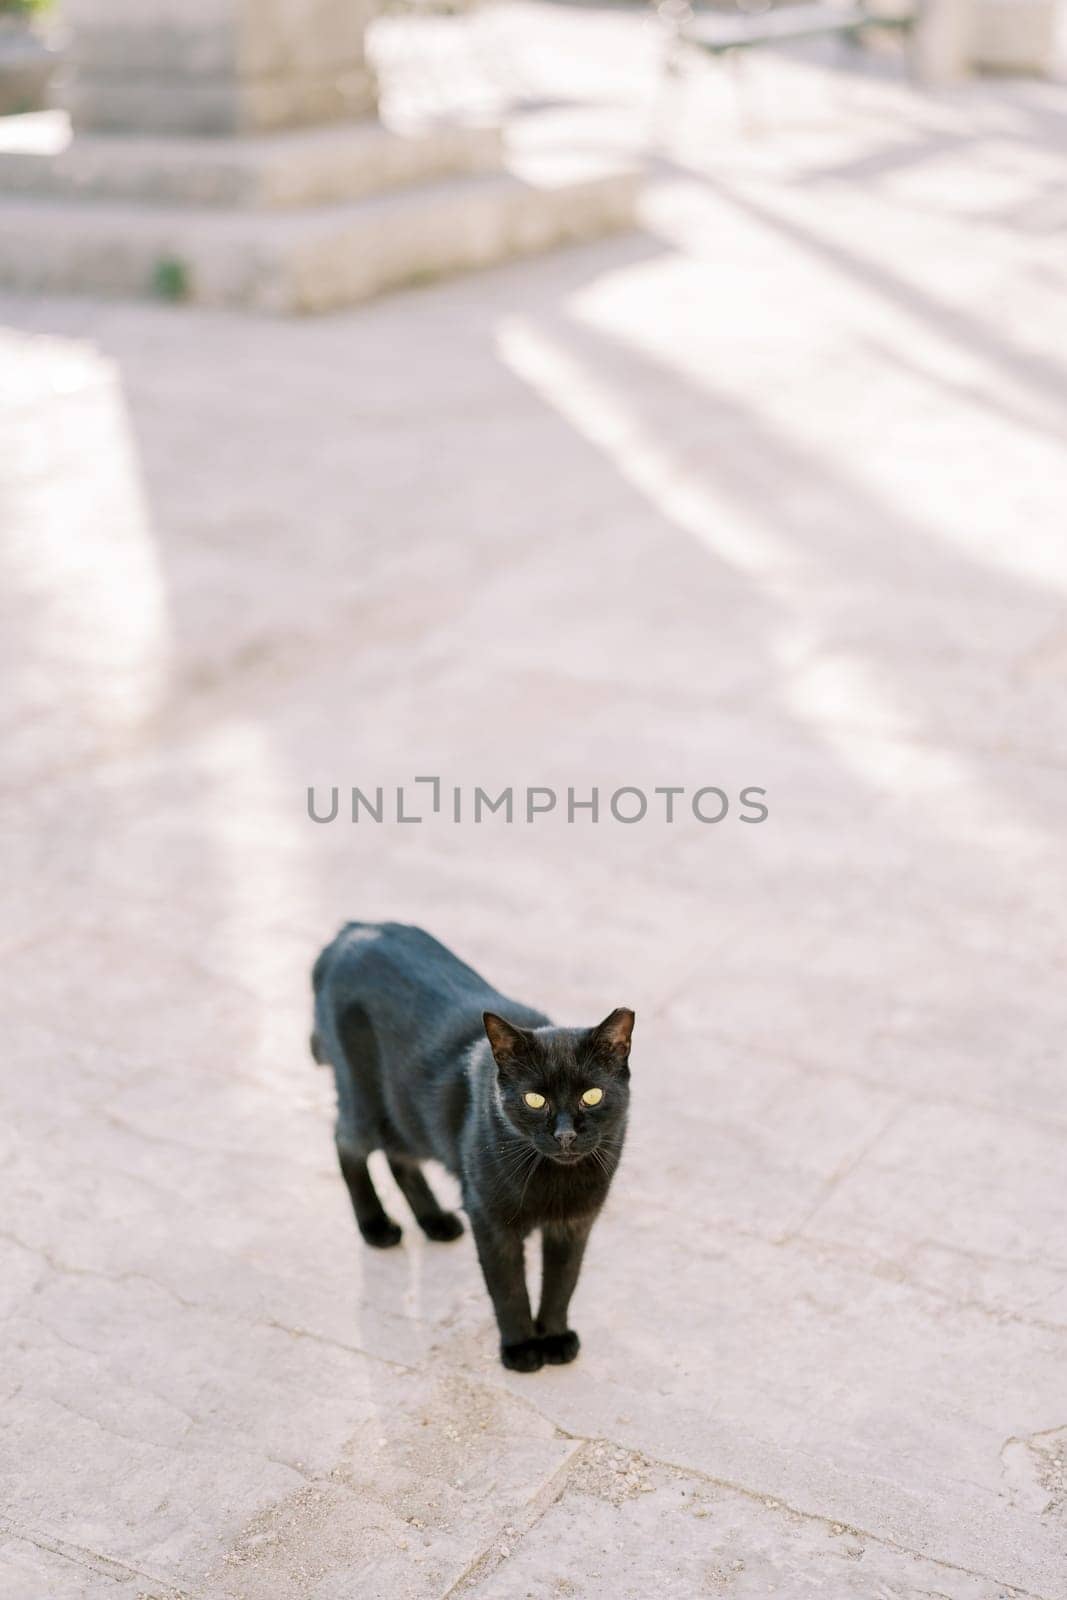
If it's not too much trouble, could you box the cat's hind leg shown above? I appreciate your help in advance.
[388,1156,464,1242]
[325,1002,402,1246]
[337,1139,402,1248]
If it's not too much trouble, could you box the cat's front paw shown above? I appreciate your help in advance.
[359,1216,402,1248]
[501,1337,545,1373]
[418,1210,464,1242]
[538,1329,580,1364]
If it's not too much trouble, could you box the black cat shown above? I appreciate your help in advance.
[310,921,633,1371]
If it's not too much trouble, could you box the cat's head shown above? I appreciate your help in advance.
[482,1008,634,1164]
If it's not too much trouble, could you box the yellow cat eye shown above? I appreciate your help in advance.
[524,1091,547,1110]
[580,1087,604,1107]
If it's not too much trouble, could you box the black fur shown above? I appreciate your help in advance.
[311,922,633,1370]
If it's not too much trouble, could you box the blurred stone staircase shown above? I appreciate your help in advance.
[0,0,636,313]
[0,113,635,311]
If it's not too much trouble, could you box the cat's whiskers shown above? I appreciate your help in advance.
[492,1138,537,1186]
[480,1136,531,1178]
[488,1139,542,1198]
[511,1148,543,1222]
[589,1142,623,1178]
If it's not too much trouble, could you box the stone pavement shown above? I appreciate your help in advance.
[2,6,1066,1597]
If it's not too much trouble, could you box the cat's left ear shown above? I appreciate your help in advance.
[587,1007,635,1071]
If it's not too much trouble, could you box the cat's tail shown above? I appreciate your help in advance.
[310,942,333,1064]
[310,923,364,1064]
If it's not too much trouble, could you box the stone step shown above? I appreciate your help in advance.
[0,111,502,209]
[0,165,637,312]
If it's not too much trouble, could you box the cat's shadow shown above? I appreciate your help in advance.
[357,1182,486,1364]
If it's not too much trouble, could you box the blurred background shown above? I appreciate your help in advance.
[2,2,1066,1598]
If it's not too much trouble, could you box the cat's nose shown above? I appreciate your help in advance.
[555,1125,576,1151]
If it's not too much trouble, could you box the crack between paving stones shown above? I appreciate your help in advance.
[9,1225,1066,1527]
[257,1316,418,1373]
[687,1028,1067,1139]
[43,1392,198,1452]
[775,1102,907,1245]
[1,1229,419,1376]
[617,1194,1067,1336]
[795,1248,1067,1337]
[438,1440,584,1600]
[10,1349,1052,1600]
[455,1397,1057,1600]
[626,1446,1055,1600]
[5,1232,1057,1595]
[0,1514,203,1598]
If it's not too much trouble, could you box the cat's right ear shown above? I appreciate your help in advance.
[483,1012,533,1075]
